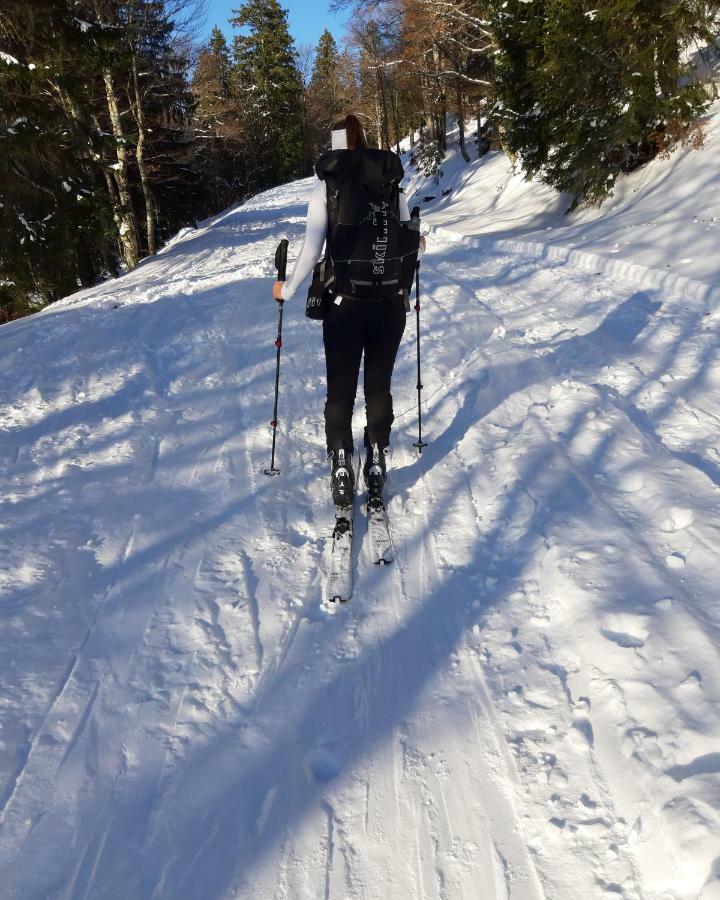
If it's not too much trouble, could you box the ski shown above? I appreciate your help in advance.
[325,506,354,603]
[367,498,393,565]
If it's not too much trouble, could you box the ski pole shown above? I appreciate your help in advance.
[264,239,289,476]
[412,260,428,453]
[410,206,428,453]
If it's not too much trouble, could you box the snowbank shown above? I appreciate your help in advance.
[403,101,720,306]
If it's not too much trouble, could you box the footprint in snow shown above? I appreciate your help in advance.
[660,506,694,533]
[304,747,342,784]
[621,726,663,767]
[680,670,703,690]
[666,551,686,569]
[615,470,645,493]
[601,629,646,649]
[572,712,595,748]
[601,614,649,649]
[568,716,594,751]
[574,549,597,561]
[574,696,592,714]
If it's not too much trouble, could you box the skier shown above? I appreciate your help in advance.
[271,114,425,515]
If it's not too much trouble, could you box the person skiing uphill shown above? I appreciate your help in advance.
[271,113,425,510]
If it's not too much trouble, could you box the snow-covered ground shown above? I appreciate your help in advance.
[405,100,720,306]
[2,112,720,899]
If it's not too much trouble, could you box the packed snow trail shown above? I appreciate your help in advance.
[1,176,720,899]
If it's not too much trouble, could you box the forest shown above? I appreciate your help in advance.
[1,0,718,322]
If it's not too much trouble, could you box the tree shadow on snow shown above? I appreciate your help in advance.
[6,203,719,896]
[102,289,673,897]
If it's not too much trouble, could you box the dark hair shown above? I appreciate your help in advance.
[332,114,368,149]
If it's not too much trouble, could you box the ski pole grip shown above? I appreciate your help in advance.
[275,239,289,282]
[410,205,421,233]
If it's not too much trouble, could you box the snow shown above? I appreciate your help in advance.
[0,51,19,65]
[2,106,720,899]
[403,103,720,304]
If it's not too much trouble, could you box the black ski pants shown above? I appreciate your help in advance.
[322,294,406,454]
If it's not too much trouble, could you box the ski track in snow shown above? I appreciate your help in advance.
[1,178,720,899]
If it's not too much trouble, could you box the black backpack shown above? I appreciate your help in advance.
[316,147,418,301]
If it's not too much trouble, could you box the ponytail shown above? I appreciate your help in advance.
[332,114,368,150]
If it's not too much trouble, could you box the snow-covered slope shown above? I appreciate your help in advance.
[404,101,720,305]
[2,128,720,899]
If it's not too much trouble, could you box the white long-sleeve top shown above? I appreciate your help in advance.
[280,179,413,300]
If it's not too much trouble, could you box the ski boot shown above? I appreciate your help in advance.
[329,448,355,509]
[363,442,387,509]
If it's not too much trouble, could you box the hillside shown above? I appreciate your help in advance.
[1,116,720,898]
[404,100,720,303]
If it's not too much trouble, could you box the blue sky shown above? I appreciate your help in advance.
[202,1,349,51]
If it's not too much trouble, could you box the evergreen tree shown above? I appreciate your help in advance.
[0,1,118,321]
[354,19,394,150]
[0,0,207,321]
[230,0,304,188]
[5,0,716,324]
[193,26,234,125]
[210,26,233,96]
[192,27,250,212]
[310,30,341,111]
[490,0,716,207]
[125,0,192,256]
[124,0,201,248]
[306,30,346,161]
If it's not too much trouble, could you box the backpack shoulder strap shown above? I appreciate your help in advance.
[324,175,340,250]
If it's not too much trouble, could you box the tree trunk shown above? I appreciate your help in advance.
[102,67,140,268]
[374,93,383,147]
[432,47,447,152]
[76,241,97,288]
[456,80,470,163]
[390,88,401,154]
[102,168,125,250]
[131,54,157,256]
[422,68,433,135]
[377,66,391,149]
[438,100,447,152]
